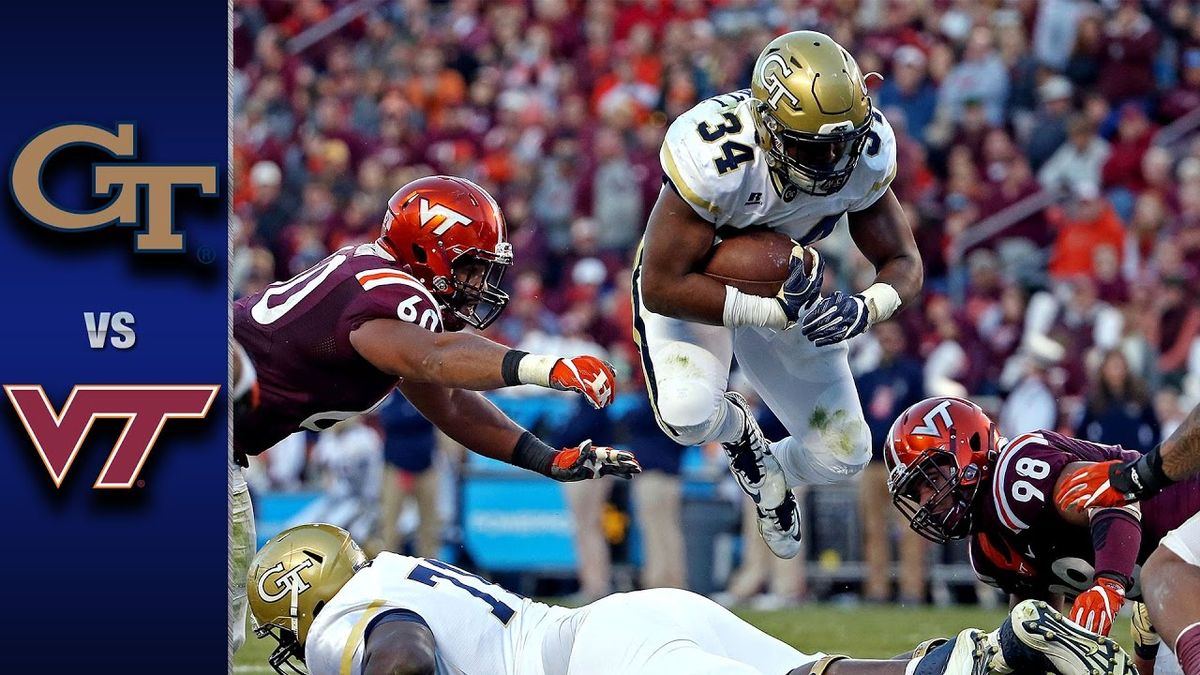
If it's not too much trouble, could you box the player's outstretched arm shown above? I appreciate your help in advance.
[1056,402,1200,511]
[399,380,639,482]
[361,618,436,675]
[802,189,921,346]
[351,318,615,408]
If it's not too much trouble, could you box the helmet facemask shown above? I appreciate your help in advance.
[757,102,872,196]
[251,617,308,675]
[440,242,512,331]
[889,428,987,544]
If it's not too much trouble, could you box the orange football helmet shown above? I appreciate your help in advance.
[379,175,512,330]
[884,396,1000,543]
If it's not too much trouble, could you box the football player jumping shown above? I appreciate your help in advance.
[247,523,1135,675]
[635,30,922,559]
[1057,402,1200,675]
[885,396,1200,671]
[228,175,640,654]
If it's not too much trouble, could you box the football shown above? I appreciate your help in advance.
[701,228,798,297]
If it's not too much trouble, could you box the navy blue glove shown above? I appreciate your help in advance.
[776,245,824,325]
[801,291,869,346]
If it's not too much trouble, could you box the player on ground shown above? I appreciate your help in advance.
[636,30,922,558]
[247,523,1135,675]
[228,175,640,654]
[884,396,1199,664]
[1057,403,1200,675]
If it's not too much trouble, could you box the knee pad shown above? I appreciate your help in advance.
[654,380,723,446]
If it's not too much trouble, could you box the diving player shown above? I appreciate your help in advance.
[247,523,1135,675]
[884,396,1200,662]
[635,30,922,559]
[228,175,640,654]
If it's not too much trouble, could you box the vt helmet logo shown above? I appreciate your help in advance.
[10,122,219,252]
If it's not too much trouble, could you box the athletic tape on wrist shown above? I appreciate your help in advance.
[861,282,901,323]
[723,285,789,329]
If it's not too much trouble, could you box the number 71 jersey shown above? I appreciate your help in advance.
[233,243,443,455]
[660,89,897,246]
[304,553,568,675]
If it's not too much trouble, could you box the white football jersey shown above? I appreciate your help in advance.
[305,553,572,675]
[660,88,897,245]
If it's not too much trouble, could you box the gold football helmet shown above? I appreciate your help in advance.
[750,30,875,196]
[247,524,369,674]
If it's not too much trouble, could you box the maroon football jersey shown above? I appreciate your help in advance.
[233,243,442,455]
[969,429,1200,601]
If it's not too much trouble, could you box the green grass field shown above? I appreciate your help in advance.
[233,603,1135,672]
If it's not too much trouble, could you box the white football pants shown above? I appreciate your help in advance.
[562,588,820,675]
[633,265,871,486]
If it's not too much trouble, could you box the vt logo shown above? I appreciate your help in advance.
[10,122,219,252]
[4,385,219,488]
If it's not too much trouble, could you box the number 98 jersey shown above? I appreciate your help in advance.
[969,430,1200,601]
[660,89,897,245]
[304,553,570,675]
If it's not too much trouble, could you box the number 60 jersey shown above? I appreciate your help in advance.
[661,89,896,244]
[233,242,443,456]
[305,553,573,675]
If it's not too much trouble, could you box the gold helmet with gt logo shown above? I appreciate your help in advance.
[248,524,369,674]
[751,30,875,196]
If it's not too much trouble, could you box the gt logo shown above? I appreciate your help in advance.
[4,384,219,488]
[257,559,315,603]
[759,53,801,110]
[10,123,219,252]
[911,399,954,437]
[419,198,473,236]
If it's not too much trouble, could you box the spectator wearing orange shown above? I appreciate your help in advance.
[1047,182,1125,281]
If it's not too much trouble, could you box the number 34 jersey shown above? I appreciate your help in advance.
[233,243,443,455]
[660,89,897,246]
[969,430,1200,600]
[305,553,574,675]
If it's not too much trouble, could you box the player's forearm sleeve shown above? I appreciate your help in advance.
[1091,508,1142,584]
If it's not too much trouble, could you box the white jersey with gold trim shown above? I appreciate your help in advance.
[660,88,897,245]
[304,553,572,675]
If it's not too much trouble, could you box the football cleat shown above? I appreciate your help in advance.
[1004,599,1135,675]
[721,391,786,507]
[755,491,803,559]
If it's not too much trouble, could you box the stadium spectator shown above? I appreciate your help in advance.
[616,391,687,590]
[370,393,441,559]
[1046,183,1125,282]
[1075,350,1161,451]
[876,45,937,144]
[855,321,928,604]
[1037,114,1111,194]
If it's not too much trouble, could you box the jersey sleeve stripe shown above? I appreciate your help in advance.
[340,599,387,675]
[354,269,440,307]
[660,144,720,215]
[992,433,1045,532]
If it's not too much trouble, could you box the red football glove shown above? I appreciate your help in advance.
[1069,576,1126,636]
[549,440,641,482]
[1055,461,1133,513]
[549,356,616,409]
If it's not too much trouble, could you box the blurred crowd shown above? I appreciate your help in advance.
[233,0,1200,606]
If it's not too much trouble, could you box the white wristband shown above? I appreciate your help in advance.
[722,286,789,330]
[517,354,557,387]
[861,282,902,324]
